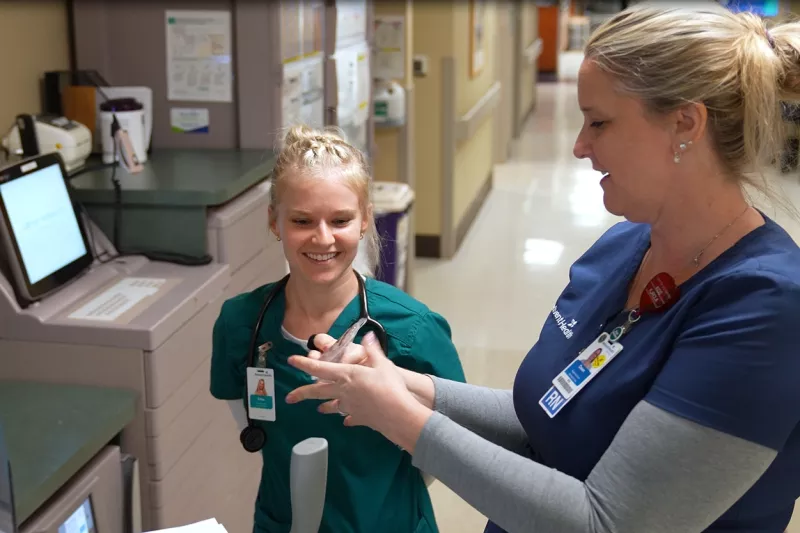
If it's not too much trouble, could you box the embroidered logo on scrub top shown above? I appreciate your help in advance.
[551,305,578,339]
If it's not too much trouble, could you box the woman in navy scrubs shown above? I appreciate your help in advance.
[286,5,800,533]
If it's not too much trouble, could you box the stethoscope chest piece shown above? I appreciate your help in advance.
[240,424,267,453]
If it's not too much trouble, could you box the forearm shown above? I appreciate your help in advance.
[427,377,529,455]
[411,401,776,533]
[398,367,435,408]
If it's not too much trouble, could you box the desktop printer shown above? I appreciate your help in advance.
[2,114,92,172]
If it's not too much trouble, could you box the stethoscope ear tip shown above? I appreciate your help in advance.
[307,334,319,352]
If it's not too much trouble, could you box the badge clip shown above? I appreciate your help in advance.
[257,341,273,368]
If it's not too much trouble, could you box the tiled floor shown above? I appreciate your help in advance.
[414,82,800,533]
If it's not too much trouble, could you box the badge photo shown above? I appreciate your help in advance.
[247,367,276,422]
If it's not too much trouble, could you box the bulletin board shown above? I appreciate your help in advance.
[470,0,488,78]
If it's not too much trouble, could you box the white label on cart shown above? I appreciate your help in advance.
[68,277,166,321]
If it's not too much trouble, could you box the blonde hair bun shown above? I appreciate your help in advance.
[282,124,347,147]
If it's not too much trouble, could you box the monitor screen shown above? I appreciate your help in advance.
[0,153,93,305]
[0,163,87,285]
[57,497,96,533]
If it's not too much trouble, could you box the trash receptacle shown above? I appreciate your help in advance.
[372,182,414,291]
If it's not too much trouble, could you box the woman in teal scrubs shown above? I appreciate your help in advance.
[209,125,466,533]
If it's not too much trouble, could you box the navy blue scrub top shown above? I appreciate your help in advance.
[487,215,800,533]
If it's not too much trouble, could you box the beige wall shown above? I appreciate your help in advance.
[413,3,454,235]
[0,1,70,130]
[413,1,501,238]
[452,2,497,228]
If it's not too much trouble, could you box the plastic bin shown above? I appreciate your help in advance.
[371,182,414,290]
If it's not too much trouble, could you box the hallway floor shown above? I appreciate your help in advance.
[414,82,800,533]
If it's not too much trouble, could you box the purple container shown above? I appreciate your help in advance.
[372,183,414,290]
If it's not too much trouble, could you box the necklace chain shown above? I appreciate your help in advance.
[690,204,750,268]
[630,204,751,299]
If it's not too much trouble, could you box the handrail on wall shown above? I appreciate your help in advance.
[524,38,544,65]
[454,81,502,144]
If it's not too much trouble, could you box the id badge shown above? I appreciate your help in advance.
[247,367,276,422]
[539,333,623,418]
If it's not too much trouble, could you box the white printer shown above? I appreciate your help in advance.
[2,114,92,172]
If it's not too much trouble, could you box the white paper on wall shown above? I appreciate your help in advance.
[333,46,357,125]
[331,40,370,129]
[282,55,325,129]
[374,15,405,80]
[355,42,371,124]
[336,0,367,47]
[165,10,233,102]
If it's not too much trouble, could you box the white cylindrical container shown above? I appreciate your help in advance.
[373,81,406,127]
[100,98,147,165]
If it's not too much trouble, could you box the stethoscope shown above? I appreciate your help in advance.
[240,269,389,453]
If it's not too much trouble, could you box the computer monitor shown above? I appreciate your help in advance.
[56,497,96,533]
[0,423,16,533]
[0,153,93,307]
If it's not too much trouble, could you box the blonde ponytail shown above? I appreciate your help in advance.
[584,4,800,215]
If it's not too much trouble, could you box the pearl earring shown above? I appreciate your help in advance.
[674,140,692,164]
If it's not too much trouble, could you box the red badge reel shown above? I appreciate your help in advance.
[610,273,680,343]
[640,272,680,313]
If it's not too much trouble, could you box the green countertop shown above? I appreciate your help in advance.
[0,381,137,525]
[69,149,276,207]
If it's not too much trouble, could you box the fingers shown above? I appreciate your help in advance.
[316,399,342,415]
[308,333,336,352]
[288,355,348,383]
[343,415,362,428]
[340,344,368,365]
[285,379,339,404]
[361,331,389,366]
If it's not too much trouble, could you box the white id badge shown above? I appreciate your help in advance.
[539,333,623,419]
[246,367,276,422]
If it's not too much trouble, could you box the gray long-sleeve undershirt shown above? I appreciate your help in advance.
[412,378,778,533]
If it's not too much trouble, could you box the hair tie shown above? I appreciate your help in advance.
[766,29,775,50]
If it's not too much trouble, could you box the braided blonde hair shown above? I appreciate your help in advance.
[269,125,380,275]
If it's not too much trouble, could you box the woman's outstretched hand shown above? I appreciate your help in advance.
[286,332,432,452]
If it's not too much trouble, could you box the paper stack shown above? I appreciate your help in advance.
[145,518,228,533]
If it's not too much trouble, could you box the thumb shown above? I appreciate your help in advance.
[361,332,388,367]
[308,333,336,352]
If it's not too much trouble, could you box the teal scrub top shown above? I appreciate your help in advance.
[210,276,467,533]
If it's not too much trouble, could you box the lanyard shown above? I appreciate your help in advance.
[604,270,681,344]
